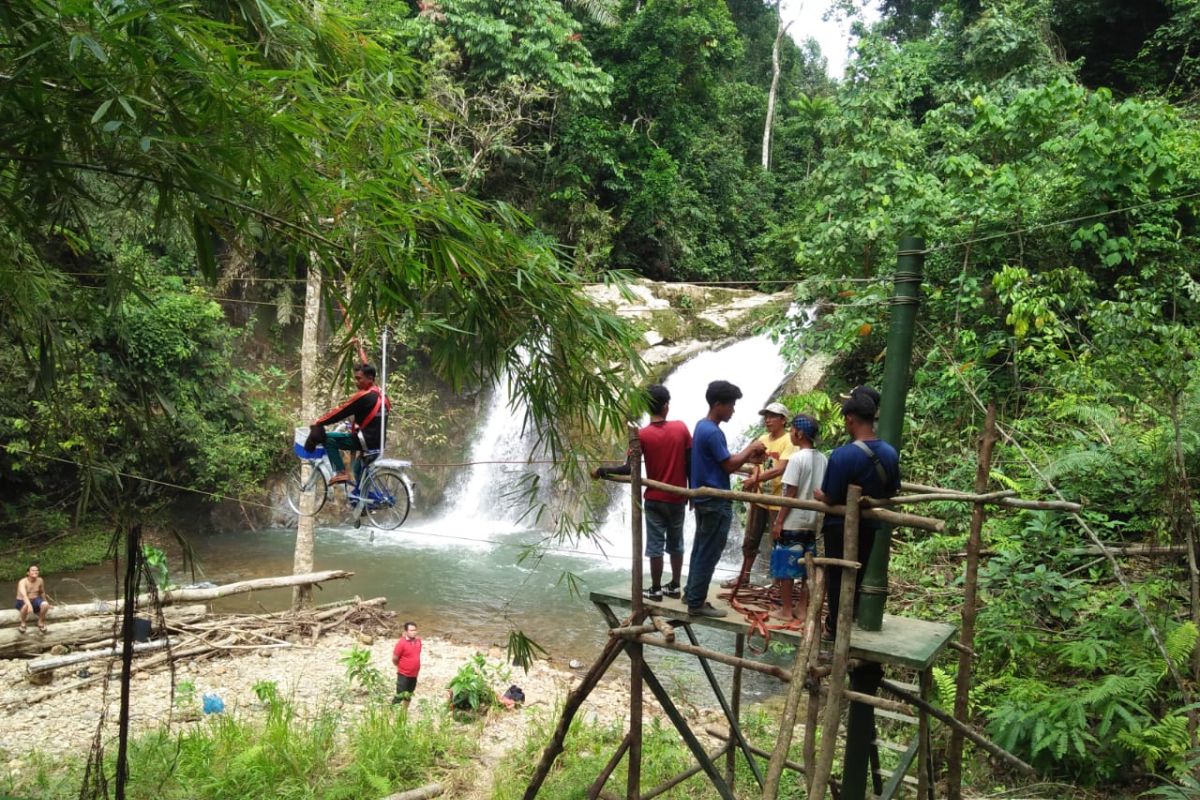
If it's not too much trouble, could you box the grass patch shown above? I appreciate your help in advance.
[0,691,473,800]
[491,705,808,799]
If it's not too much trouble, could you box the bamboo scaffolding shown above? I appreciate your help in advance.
[600,474,943,532]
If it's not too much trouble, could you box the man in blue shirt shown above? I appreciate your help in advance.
[684,380,767,617]
[815,385,900,636]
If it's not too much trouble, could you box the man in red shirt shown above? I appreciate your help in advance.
[596,385,692,601]
[391,621,421,707]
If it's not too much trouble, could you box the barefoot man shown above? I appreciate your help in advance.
[16,564,51,633]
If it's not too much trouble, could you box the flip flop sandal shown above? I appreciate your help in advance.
[17,624,27,634]
[37,624,47,633]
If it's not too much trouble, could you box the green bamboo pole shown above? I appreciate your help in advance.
[841,236,924,800]
[857,235,924,631]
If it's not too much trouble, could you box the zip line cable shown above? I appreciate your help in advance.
[0,445,656,565]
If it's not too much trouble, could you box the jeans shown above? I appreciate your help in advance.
[684,500,733,609]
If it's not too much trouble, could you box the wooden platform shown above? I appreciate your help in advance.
[591,582,957,670]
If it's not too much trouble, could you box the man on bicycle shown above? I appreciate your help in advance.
[304,363,392,484]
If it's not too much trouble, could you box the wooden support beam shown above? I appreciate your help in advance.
[650,616,675,643]
[630,634,791,682]
[641,745,727,800]
[599,475,944,532]
[587,732,631,800]
[706,726,807,775]
[879,679,1035,776]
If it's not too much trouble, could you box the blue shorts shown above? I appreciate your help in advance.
[15,598,44,612]
[644,500,686,558]
[771,531,817,581]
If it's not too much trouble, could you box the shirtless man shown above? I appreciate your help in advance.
[16,564,51,633]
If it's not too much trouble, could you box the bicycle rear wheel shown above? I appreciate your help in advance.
[285,461,329,516]
[360,468,411,530]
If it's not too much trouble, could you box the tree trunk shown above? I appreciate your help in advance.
[761,1,792,170]
[294,259,322,610]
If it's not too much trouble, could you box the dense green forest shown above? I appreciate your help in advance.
[3,0,1200,795]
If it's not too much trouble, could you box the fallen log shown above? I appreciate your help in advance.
[27,640,169,674]
[381,783,444,800]
[0,604,207,658]
[0,570,354,627]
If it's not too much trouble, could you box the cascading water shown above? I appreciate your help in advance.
[434,375,550,538]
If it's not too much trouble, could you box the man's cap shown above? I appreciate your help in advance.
[759,401,790,418]
[840,385,881,420]
[791,415,819,440]
[837,385,881,405]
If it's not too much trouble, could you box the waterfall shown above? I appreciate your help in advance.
[427,334,791,557]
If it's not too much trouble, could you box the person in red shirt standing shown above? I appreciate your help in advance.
[391,621,421,707]
[595,385,692,601]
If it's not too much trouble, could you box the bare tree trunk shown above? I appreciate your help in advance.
[946,403,997,800]
[293,260,322,610]
[1170,393,1200,743]
[761,0,793,170]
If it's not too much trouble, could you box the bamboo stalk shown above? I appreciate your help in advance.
[707,726,807,774]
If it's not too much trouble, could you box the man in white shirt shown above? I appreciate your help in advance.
[769,414,828,621]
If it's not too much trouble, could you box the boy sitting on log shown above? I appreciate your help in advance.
[16,563,51,633]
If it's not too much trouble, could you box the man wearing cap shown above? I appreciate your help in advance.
[770,414,828,620]
[685,380,767,618]
[814,385,900,636]
[721,401,796,590]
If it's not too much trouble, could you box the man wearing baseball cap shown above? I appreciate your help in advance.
[722,401,796,591]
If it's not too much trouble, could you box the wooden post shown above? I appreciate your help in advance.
[946,403,997,799]
[808,486,861,799]
[763,550,821,799]
[918,669,933,800]
[726,633,745,786]
[627,423,643,800]
[523,625,629,800]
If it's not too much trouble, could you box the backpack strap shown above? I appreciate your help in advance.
[852,439,891,489]
[354,387,384,433]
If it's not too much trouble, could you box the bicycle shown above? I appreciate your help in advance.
[286,428,414,530]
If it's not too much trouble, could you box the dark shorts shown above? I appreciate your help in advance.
[644,500,686,558]
[15,598,44,612]
[742,505,778,557]
[393,673,418,703]
[771,530,817,581]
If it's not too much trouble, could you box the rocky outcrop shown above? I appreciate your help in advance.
[584,279,794,373]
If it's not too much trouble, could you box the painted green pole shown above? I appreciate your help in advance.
[857,234,924,631]
[840,236,924,800]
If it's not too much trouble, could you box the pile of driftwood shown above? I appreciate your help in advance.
[0,570,390,709]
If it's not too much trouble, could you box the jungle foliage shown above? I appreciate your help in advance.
[3,0,1200,794]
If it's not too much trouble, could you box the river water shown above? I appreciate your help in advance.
[51,335,799,701]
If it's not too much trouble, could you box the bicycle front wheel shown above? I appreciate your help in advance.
[360,468,411,530]
[285,461,328,516]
